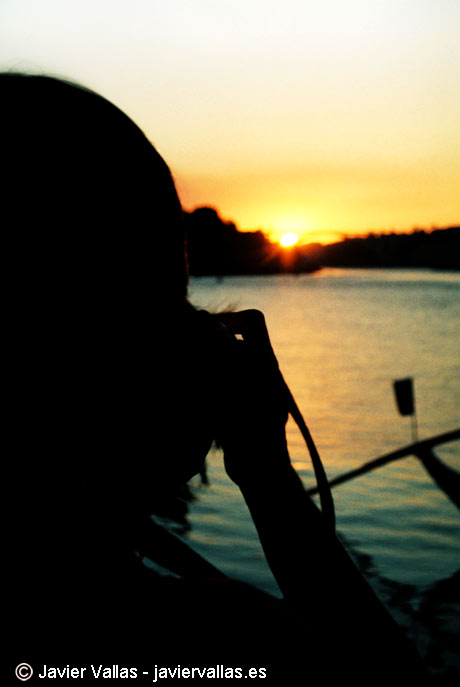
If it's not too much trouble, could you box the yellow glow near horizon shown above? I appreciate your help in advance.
[280,233,299,248]
[1,1,460,236]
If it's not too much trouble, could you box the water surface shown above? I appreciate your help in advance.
[180,269,459,669]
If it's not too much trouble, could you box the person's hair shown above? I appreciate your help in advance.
[4,74,224,639]
[1,72,188,303]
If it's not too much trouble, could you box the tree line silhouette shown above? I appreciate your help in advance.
[185,207,460,275]
[185,207,318,276]
[304,226,460,271]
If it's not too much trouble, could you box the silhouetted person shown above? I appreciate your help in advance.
[3,73,429,681]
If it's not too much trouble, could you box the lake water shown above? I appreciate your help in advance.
[175,269,459,672]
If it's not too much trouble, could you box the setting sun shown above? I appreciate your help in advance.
[2,2,459,236]
[280,232,299,248]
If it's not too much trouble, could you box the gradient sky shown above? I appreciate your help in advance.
[2,0,459,243]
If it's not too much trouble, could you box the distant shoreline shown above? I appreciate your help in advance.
[300,226,460,271]
[185,209,460,275]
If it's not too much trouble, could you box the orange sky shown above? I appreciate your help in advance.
[2,0,459,244]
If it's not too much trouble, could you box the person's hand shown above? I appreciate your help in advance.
[211,310,290,486]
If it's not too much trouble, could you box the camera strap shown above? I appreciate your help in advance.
[283,379,336,533]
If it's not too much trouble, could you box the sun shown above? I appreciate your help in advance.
[279,232,299,248]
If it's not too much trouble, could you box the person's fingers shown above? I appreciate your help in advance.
[212,310,277,361]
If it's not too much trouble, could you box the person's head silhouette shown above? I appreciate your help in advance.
[2,72,188,302]
[3,73,217,609]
